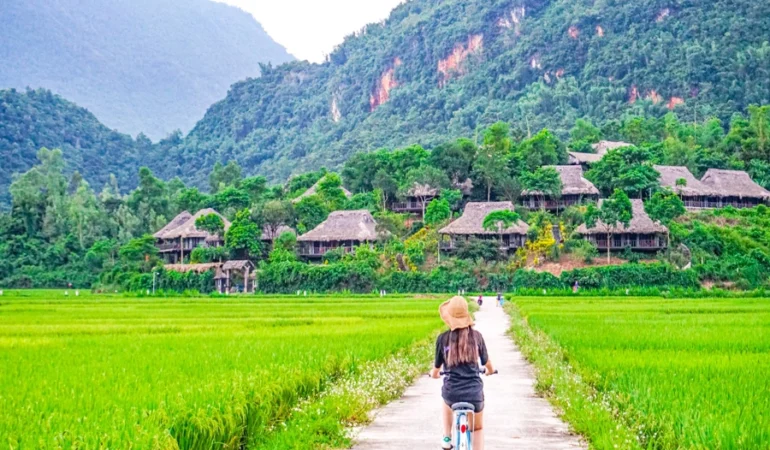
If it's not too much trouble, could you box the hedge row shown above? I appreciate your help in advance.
[255,261,698,294]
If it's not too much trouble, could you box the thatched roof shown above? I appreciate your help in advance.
[439,202,529,236]
[406,183,439,197]
[592,140,633,154]
[568,141,633,165]
[164,263,222,274]
[297,210,380,242]
[222,260,255,271]
[654,165,715,196]
[154,211,192,238]
[154,209,231,240]
[568,151,604,165]
[522,166,599,196]
[261,225,296,241]
[576,199,668,235]
[700,169,770,200]
[292,178,353,203]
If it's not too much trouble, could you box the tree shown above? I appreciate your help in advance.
[208,161,243,194]
[482,210,521,247]
[225,209,261,259]
[69,180,101,249]
[316,173,348,210]
[259,200,294,240]
[213,187,250,212]
[473,123,512,201]
[424,198,451,227]
[518,129,567,171]
[586,146,660,197]
[118,235,159,272]
[645,190,685,247]
[430,138,477,183]
[195,213,225,236]
[521,167,563,210]
[241,176,268,202]
[372,169,398,205]
[585,189,633,263]
[568,119,601,153]
[295,195,329,233]
[400,166,450,217]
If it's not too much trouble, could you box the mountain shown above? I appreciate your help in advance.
[0,0,294,140]
[0,88,143,204]
[167,0,770,187]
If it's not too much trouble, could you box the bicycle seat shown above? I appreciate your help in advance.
[451,402,476,412]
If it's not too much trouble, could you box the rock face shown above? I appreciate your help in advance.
[438,35,484,87]
[370,58,402,111]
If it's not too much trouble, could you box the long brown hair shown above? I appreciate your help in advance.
[446,327,479,367]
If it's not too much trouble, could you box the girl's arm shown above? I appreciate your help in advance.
[483,359,495,376]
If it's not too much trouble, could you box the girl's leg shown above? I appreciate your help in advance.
[442,402,453,436]
[472,411,484,450]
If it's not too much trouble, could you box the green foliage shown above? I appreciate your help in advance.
[645,190,686,224]
[483,210,521,233]
[521,167,563,205]
[225,209,261,258]
[194,213,225,236]
[586,147,660,197]
[424,198,451,227]
[189,246,229,263]
[295,195,329,234]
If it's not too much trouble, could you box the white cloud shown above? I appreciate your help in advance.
[213,0,404,63]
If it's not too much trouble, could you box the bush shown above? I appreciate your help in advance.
[562,263,699,290]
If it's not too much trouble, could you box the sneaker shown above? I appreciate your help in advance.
[441,436,453,449]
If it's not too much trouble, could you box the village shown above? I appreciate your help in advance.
[152,141,770,293]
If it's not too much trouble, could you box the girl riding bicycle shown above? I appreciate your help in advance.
[430,296,495,450]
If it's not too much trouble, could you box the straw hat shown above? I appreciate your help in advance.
[439,296,474,330]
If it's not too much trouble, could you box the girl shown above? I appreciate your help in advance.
[430,296,495,450]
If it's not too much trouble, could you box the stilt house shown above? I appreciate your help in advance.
[297,210,380,259]
[154,209,231,263]
[438,202,529,254]
[699,169,770,209]
[576,199,667,251]
[520,166,599,210]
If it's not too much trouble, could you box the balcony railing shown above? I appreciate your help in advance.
[299,245,355,257]
[440,238,524,251]
[521,196,597,210]
[391,201,424,212]
[592,239,664,250]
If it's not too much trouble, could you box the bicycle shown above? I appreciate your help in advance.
[439,368,498,449]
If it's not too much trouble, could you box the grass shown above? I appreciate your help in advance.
[0,291,444,449]
[508,296,770,449]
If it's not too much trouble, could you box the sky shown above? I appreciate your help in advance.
[213,0,404,62]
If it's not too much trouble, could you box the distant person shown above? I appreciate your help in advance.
[431,296,496,449]
[497,292,504,307]
[477,295,483,306]
[573,281,579,293]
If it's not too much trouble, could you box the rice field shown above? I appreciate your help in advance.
[512,297,770,449]
[0,291,444,449]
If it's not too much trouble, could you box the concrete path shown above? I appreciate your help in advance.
[351,297,585,449]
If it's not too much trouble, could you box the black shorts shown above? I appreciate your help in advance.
[444,398,484,413]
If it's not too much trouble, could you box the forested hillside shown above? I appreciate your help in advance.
[0,89,147,204]
[0,0,293,139]
[167,0,770,186]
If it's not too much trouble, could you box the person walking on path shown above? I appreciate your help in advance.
[430,296,495,449]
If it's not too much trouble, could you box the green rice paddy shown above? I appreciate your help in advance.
[0,291,443,449]
[512,297,770,449]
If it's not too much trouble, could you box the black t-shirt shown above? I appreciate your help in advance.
[434,329,489,403]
